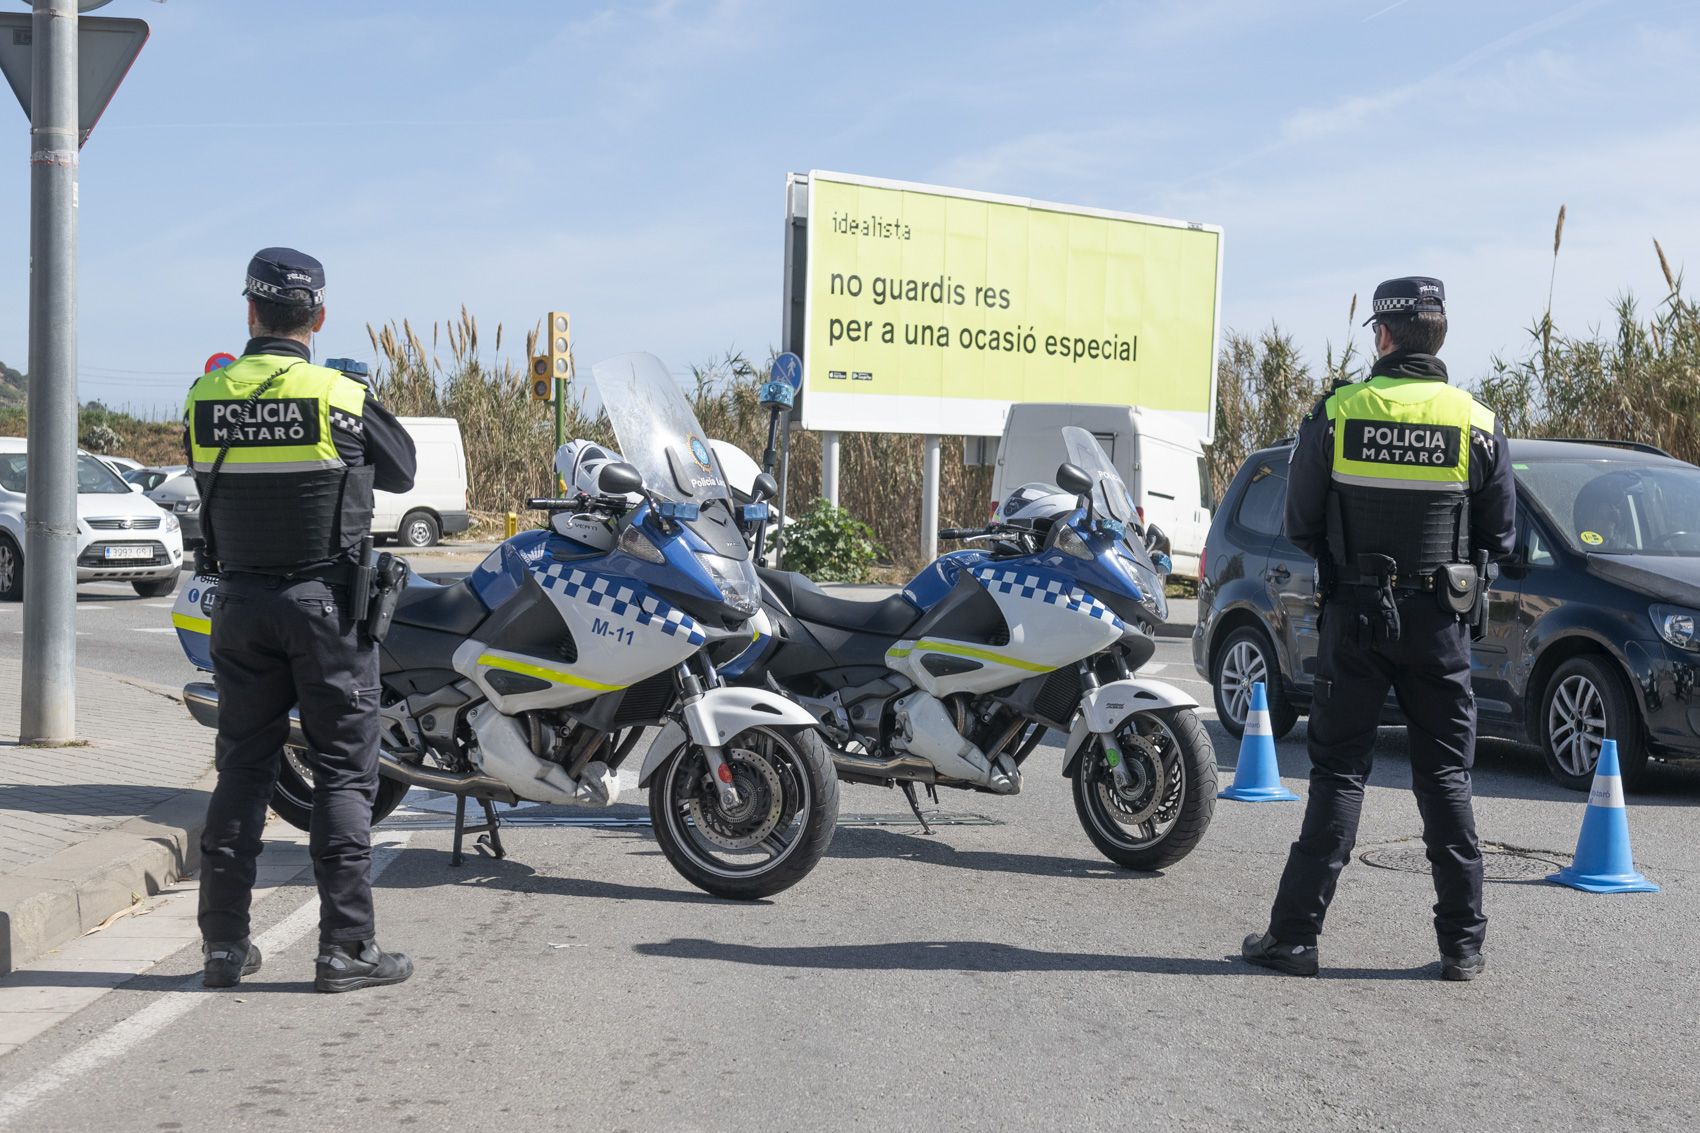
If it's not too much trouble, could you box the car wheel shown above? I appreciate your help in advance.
[132,576,177,598]
[1539,654,1649,791]
[1211,625,1298,740]
[0,533,22,602]
[400,510,439,548]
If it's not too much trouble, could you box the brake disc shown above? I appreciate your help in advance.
[1094,730,1167,826]
[687,747,785,849]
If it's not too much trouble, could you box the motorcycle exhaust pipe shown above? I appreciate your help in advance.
[832,749,938,784]
[182,681,519,804]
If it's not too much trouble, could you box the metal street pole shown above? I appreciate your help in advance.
[20,0,79,742]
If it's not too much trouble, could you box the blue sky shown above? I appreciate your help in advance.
[1,0,1694,418]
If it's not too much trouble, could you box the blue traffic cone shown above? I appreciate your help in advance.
[1547,739,1659,894]
[1220,682,1299,802]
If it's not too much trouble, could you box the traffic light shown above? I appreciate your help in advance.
[528,355,552,401]
[530,311,572,401]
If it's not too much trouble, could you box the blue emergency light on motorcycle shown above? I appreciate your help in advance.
[741,503,770,524]
[655,500,701,522]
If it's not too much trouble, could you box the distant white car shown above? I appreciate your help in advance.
[0,438,185,599]
[100,455,146,477]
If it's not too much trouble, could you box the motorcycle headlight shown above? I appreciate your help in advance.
[1053,524,1094,561]
[699,551,760,617]
[161,512,180,534]
[618,524,665,563]
[1651,604,1698,651]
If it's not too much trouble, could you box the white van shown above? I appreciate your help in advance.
[373,417,472,547]
[988,403,1214,579]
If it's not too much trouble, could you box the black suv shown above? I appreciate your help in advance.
[1193,438,1700,790]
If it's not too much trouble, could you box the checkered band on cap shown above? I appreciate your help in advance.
[532,562,705,646]
[972,565,1123,628]
[1372,296,1422,316]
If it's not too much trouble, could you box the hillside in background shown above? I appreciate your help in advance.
[0,359,24,408]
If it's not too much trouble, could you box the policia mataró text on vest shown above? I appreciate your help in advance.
[185,247,419,993]
[1240,276,1517,982]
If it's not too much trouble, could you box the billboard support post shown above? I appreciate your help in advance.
[20,0,79,743]
[821,431,839,507]
[920,434,940,565]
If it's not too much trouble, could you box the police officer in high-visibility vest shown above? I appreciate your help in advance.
[1242,276,1515,981]
[187,248,418,992]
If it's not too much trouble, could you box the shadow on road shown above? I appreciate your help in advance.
[632,936,1436,981]
[827,825,1163,879]
[380,846,759,906]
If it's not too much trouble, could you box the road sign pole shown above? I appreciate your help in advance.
[20,0,79,743]
[820,431,839,508]
[920,434,940,566]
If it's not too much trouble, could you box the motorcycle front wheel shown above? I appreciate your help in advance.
[649,726,839,900]
[271,746,411,832]
[1071,708,1216,871]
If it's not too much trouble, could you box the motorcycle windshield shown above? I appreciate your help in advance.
[591,353,733,505]
[1061,426,1136,525]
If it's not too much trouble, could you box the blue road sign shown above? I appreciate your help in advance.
[772,352,803,390]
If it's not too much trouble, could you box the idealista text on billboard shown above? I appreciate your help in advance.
[799,170,1223,441]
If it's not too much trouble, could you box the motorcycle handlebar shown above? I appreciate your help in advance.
[938,527,986,540]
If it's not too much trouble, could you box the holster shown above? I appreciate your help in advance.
[364,553,408,644]
[1356,553,1402,644]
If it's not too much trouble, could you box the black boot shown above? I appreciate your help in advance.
[1240,931,1319,977]
[202,939,262,988]
[314,940,414,993]
[1441,953,1486,982]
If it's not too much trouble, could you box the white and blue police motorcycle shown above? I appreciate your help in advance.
[724,427,1215,871]
[174,353,839,899]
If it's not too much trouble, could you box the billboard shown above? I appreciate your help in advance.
[795,171,1222,441]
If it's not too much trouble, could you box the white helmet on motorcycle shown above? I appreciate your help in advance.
[995,481,1076,535]
[554,440,637,502]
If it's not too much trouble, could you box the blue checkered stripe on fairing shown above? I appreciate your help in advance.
[972,566,1121,625]
[533,563,706,646]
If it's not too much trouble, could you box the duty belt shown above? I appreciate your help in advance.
[222,562,358,587]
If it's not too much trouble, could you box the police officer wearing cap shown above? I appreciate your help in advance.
[1241,276,1515,981]
[186,248,419,992]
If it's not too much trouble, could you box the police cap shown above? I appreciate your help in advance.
[243,247,326,308]
[1363,276,1444,325]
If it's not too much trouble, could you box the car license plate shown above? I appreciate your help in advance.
[103,545,152,560]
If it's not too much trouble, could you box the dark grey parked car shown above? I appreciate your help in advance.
[1193,438,1700,790]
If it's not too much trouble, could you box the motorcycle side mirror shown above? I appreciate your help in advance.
[598,461,644,497]
[1055,462,1093,497]
[750,472,778,502]
[1144,524,1172,558]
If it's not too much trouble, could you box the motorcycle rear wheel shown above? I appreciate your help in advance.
[649,726,839,900]
[270,746,411,832]
[1071,708,1216,871]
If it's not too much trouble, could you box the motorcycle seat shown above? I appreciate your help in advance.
[758,568,921,636]
[393,575,488,634]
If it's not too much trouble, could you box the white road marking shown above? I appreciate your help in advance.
[1142,663,1168,675]
[0,837,411,1130]
[131,628,178,634]
[142,602,176,609]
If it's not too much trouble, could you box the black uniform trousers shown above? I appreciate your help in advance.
[1269,594,1487,958]
[198,573,381,947]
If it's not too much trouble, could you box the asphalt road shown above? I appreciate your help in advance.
[3,573,1697,1130]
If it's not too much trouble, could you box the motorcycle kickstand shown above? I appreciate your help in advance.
[451,796,508,867]
[899,781,936,836]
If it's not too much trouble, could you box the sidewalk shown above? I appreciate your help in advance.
[0,658,214,974]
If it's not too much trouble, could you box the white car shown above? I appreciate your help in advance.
[0,438,185,599]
